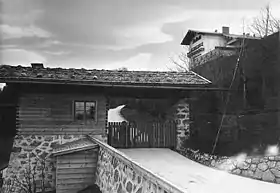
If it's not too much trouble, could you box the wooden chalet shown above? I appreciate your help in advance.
[0,63,213,148]
[0,63,214,192]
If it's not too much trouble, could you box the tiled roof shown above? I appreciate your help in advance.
[52,137,98,156]
[0,65,211,88]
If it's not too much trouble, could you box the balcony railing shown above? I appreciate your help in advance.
[189,48,237,70]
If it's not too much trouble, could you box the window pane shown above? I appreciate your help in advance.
[85,102,96,121]
[75,102,84,111]
[86,102,96,108]
[75,102,84,120]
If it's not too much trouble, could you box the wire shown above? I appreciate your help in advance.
[211,36,246,154]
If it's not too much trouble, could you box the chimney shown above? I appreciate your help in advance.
[222,26,230,34]
[31,63,44,69]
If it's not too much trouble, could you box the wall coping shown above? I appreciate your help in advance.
[89,136,186,193]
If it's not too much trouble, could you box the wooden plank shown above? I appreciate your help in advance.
[56,168,96,174]
[18,130,104,135]
[58,152,98,158]
[171,121,176,147]
[57,183,89,190]
[57,189,78,193]
[58,155,98,161]
[57,163,97,169]
[57,158,98,164]
[58,153,98,159]
[57,178,93,185]
[17,93,107,133]
[108,120,177,148]
[57,173,95,180]
[163,123,166,147]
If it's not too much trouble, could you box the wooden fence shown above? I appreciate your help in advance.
[107,121,176,148]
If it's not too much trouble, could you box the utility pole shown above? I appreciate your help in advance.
[242,18,247,108]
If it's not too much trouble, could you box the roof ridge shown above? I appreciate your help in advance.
[0,65,190,73]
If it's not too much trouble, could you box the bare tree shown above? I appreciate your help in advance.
[250,4,280,37]
[115,67,128,71]
[2,153,50,193]
[168,47,190,72]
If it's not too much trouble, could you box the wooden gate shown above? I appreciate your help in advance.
[107,121,176,148]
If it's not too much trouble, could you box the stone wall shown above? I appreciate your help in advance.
[173,99,190,151]
[94,138,184,193]
[178,148,280,184]
[2,134,105,193]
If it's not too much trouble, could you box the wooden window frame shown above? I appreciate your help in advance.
[73,100,98,123]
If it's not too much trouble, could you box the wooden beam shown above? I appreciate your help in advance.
[0,79,227,91]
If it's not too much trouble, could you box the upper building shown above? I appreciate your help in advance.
[181,26,260,69]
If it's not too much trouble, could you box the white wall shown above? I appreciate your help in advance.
[189,34,227,59]
[202,34,227,54]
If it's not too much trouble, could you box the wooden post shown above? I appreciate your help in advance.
[121,121,127,148]
[127,122,131,147]
[108,123,112,146]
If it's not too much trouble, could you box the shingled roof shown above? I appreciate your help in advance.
[52,137,98,156]
[0,64,211,89]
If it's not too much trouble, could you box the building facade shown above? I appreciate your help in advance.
[181,26,260,69]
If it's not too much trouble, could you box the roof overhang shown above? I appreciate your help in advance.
[181,30,223,45]
[0,77,226,91]
[52,136,99,156]
[52,144,99,156]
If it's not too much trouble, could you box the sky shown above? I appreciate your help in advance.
[0,0,280,72]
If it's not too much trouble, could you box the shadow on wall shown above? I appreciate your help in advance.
[0,84,18,172]
[108,98,178,124]
[77,184,102,193]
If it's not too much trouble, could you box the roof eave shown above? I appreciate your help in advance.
[52,144,99,156]
[181,30,224,45]
[181,30,196,45]
[0,77,217,90]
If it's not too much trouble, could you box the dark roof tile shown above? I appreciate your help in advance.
[0,65,211,87]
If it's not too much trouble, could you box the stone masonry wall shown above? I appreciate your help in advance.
[95,144,184,193]
[178,148,280,184]
[173,99,190,151]
[2,134,105,193]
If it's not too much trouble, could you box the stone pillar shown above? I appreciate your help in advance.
[174,98,190,151]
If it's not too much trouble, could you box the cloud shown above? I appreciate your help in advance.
[0,0,276,71]
[112,25,173,50]
[43,50,70,56]
[0,24,51,39]
[0,48,47,66]
[97,53,153,71]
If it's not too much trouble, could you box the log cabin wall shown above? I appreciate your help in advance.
[16,84,107,136]
[2,84,108,192]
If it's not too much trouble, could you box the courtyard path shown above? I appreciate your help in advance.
[119,148,280,193]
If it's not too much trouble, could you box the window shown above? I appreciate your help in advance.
[74,101,97,122]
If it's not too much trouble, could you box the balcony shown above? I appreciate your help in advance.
[187,42,204,58]
[189,48,238,70]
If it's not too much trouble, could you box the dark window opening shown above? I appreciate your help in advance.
[74,101,97,122]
